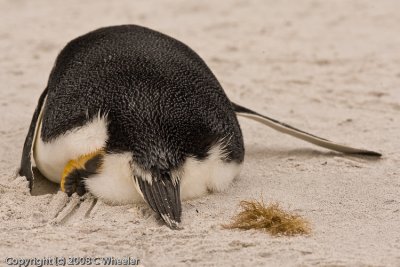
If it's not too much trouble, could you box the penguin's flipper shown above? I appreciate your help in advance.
[232,103,381,157]
[135,170,182,229]
[61,150,105,196]
[19,88,48,190]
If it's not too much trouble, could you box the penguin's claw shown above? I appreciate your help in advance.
[62,170,87,197]
[61,150,104,197]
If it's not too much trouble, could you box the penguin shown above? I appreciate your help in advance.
[19,25,381,229]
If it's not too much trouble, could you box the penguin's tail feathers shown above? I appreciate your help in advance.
[133,167,182,229]
[232,102,381,157]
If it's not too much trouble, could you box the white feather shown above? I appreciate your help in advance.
[180,142,242,200]
[35,117,242,204]
[82,142,242,204]
[85,152,144,204]
[34,115,108,183]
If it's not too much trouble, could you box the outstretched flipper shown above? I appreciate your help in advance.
[233,103,381,157]
[19,88,48,190]
[134,169,182,229]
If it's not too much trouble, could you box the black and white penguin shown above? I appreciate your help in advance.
[19,25,381,229]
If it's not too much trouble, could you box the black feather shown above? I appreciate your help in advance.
[19,87,48,190]
[136,170,181,229]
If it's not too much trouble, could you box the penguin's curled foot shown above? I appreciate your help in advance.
[61,150,105,197]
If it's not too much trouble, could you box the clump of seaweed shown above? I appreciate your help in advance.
[223,199,311,236]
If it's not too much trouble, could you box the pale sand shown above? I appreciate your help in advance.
[0,0,399,266]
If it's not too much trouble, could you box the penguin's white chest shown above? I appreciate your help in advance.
[34,116,109,183]
[86,148,243,204]
[179,144,243,200]
[34,116,242,204]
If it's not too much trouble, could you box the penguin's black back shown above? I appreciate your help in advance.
[41,25,244,170]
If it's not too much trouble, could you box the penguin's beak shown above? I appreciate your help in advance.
[134,169,182,229]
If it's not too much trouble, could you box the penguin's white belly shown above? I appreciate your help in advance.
[34,116,109,183]
[85,152,144,203]
[34,115,242,204]
[179,144,243,200]
[86,146,243,204]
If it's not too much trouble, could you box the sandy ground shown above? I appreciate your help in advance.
[1,0,399,266]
